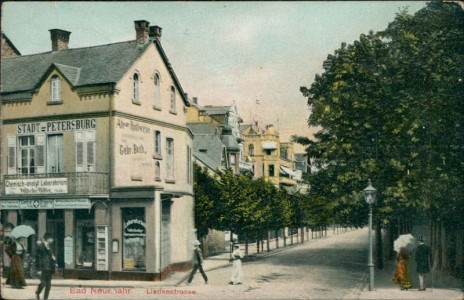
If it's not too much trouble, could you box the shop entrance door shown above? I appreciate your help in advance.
[46,210,65,277]
[161,199,172,269]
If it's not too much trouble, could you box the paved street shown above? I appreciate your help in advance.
[2,228,462,300]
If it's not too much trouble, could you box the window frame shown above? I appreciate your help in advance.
[49,76,63,104]
[132,72,141,105]
[153,130,162,159]
[169,86,176,114]
[165,138,175,182]
[153,72,161,110]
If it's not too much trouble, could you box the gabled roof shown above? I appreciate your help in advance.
[1,32,21,56]
[1,38,189,105]
[189,123,224,170]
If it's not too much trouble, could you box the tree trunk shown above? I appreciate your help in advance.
[245,234,249,256]
[266,231,270,252]
[275,230,279,249]
[433,223,441,270]
[283,228,287,247]
[256,235,260,254]
[376,222,383,269]
[300,227,304,243]
[456,229,463,275]
[441,224,448,272]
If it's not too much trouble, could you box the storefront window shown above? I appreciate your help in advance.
[122,208,146,270]
[75,209,95,269]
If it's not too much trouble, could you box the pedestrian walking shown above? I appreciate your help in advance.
[392,246,412,290]
[229,244,244,285]
[3,223,14,284]
[35,233,56,300]
[5,236,27,289]
[186,240,208,285]
[415,235,432,291]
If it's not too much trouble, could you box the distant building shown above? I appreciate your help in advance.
[187,100,251,175]
[241,124,301,190]
[1,21,194,281]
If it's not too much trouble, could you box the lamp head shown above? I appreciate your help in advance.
[363,179,377,204]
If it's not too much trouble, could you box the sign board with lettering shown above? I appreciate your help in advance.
[5,178,68,195]
[0,199,91,210]
[16,119,96,134]
[64,236,74,265]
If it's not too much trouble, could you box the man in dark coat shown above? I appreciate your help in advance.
[35,233,56,300]
[186,240,208,285]
[415,235,432,291]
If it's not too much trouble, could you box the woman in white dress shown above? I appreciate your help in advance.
[229,244,244,285]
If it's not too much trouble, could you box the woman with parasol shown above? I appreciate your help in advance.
[5,236,27,289]
[392,246,413,290]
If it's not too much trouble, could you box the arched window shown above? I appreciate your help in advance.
[133,73,140,103]
[170,86,176,112]
[50,76,61,102]
[248,144,255,156]
[154,73,161,108]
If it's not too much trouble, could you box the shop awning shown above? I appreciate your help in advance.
[262,141,277,150]
[280,166,297,177]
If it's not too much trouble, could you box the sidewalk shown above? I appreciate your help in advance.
[355,259,463,300]
[0,231,322,289]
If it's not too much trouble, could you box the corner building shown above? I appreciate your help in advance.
[1,21,194,281]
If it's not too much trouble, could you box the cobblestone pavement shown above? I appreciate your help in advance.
[2,228,462,300]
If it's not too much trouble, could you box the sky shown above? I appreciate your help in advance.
[1,1,427,152]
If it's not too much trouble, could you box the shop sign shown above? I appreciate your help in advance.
[16,119,96,134]
[54,199,91,209]
[20,199,54,209]
[0,199,91,210]
[124,219,146,237]
[5,178,68,195]
[64,236,74,265]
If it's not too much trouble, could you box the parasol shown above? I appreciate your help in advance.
[10,225,36,239]
[394,233,416,253]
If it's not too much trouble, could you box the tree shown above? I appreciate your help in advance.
[193,163,220,238]
[297,1,464,273]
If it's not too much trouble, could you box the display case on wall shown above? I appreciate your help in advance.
[96,225,108,271]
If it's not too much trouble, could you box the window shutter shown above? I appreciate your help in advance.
[86,131,96,171]
[7,135,17,175]
[35,134,46,174]
[76,132,84,172]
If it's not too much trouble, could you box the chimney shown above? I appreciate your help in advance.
[149,25,162,40]
[134,20,150,44]
[49,29,71,51]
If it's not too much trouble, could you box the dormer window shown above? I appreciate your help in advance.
[50,76,62,103]
[132,72,140,104]
[170,86,176,113]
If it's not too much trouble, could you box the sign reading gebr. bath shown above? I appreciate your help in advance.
[5,178,68,195]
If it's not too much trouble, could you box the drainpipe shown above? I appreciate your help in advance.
[108,83,116,280]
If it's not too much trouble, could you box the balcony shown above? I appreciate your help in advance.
[3,172,109,196]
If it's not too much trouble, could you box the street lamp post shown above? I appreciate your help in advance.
[363,179,377,291]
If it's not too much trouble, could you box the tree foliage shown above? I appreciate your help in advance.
[297,1,464,228]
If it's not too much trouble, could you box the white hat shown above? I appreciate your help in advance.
[193,240,201,246]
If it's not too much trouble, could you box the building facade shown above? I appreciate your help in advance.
[1,21,194,281]
[241,124,301,190]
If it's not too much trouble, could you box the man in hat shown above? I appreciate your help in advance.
[186,240,208,285]
[415,235,432,291]
[35,233,56,300]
